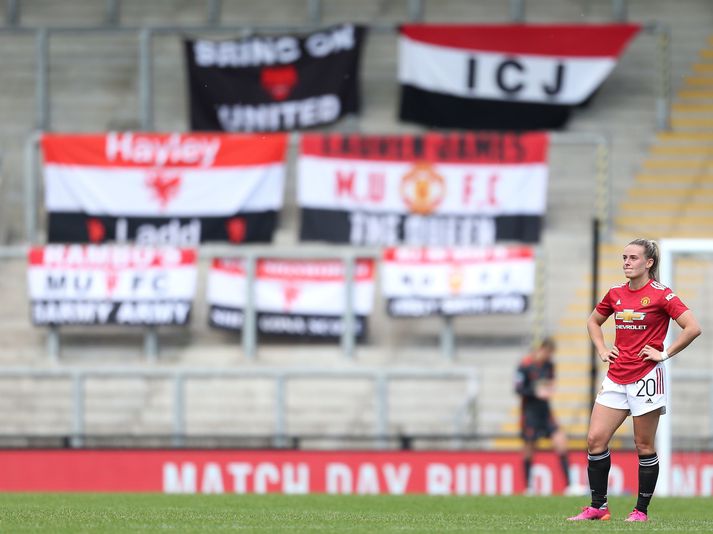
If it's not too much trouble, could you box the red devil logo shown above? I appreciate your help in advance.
[105,269,119,295]
[283,283,300,312]
[260,66,298,101]
[146,170,182,209]
[226,217,246,243]
[86,218,106,243]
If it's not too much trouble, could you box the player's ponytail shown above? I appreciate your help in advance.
[628,238,660,281]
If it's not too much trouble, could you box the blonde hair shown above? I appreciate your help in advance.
[628,238,660,281]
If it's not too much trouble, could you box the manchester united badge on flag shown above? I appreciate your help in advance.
[297,132,549,246]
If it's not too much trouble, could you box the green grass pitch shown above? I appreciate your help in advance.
[0,494,711,533]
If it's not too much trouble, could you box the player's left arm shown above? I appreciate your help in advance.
[639,310,702,362]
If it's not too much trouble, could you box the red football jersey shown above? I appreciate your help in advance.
[595,278,689,384]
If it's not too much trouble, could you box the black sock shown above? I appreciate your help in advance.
[524,458,532,488]
[636,453,659,514]
[588,449,611,509]
[559,453,571,486]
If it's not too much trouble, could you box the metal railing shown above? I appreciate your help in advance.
[0,365,479,449]
[4,1,635,28]
[0,18,671,133]
[18,130,610,361]
[3,240,382,362]
[0,366,708,451]
[4,0,324,27]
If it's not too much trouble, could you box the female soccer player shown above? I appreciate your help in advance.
[567,238,701,522]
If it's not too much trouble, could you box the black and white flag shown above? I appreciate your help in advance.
[399,24,640,130]
[186,23,366,132]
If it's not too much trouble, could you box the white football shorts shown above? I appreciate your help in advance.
[596,362,668,417]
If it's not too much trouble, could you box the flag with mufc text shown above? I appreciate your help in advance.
[298,132,549,246]
[382,246,535,317]
[27,245,197,326]
[207,258,375,339]
[398,24,640,130]
[42,132,288,245]
[186,23,366,132]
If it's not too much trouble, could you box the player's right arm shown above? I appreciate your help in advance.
[587,309,619,363]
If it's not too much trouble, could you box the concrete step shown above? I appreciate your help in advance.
[650,143,713,153]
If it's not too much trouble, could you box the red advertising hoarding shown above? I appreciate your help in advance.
[0,450,712,496]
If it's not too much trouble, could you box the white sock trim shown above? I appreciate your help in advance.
[588,449,611,462]
[639,454,659,467]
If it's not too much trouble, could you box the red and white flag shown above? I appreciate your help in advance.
[42,132,288,245]
[398,24,640,129]
[207,257,375,338]
[298,132,548,246]
[27,245,197,326]
[382,245,535,317]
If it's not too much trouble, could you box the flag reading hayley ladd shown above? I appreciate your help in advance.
[42,132,288,245]
[398,24,640,130]
[382,246,535,317]
[298,132,548,246]
[185,24,366,132]
[27,245,197,326]
[207,258,375,339]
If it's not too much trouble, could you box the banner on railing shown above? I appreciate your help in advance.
[27,245,197,326]
[298,132,548,246]
[207,258,375,339]
[382,246,535,317]
[42,132,288,245]
[185,23,366,132]
[398,24,640,130]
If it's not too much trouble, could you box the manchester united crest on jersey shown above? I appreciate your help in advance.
[595,278,689,384]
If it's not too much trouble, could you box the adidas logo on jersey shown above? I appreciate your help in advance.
[616,299,621,305]
[645,398,653,404]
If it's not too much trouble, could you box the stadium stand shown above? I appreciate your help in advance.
[496,9,713,450]
[0,0,711,454]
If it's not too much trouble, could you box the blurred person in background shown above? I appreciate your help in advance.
[515,337,576,495]
[568,238,701,522]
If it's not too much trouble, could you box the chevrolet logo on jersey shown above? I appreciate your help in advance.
[616,309,645,322]
[615,309,647,330]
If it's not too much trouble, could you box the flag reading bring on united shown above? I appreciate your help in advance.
[185,23,366,132]
[398,24,640,130]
